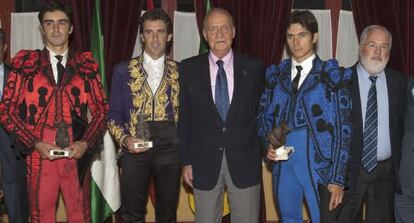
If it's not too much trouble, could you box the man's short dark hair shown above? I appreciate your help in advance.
[287,10,318,36]
[286,10,319,53]
[139,8,172,35]
[38,0,73,25]
[0,28,5,45]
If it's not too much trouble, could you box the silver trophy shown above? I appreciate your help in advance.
[133,114,153,151]
[268,122,294,161]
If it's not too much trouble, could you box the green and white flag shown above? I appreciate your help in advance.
[199,0,211,54]
[90,0,120,222]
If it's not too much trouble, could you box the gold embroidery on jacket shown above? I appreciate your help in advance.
[107,120,127,146]
[127,56,179,133]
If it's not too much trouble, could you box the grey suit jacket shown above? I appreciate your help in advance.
[399,78,414,196]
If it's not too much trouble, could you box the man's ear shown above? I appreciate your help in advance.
[202,29,208,41]
[39,24,45,35]
[140,33,145,43]
[167,33,172,42]
[69,25,73,34]
[313,32,319,43]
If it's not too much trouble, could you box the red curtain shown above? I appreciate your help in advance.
[161,0,177,57]
[60,0,143,89]
[352,0,414,76]
[102,0,144,89]
[194,0,293,66]
[0,0,16,62]
[65,0,94,52]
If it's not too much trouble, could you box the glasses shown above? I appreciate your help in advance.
[207,25,232,35]
[364,42,390,51]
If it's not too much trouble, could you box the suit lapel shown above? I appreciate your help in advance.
[60,49,78,88]
[351,65,364,145]
[137,56,151,95]
[3,65,10,92]
[282,63,293,94]
[297,57,323,98]
[385,69,398,149]
[226,52,242,124]
[199,53,222,122]
[4,64,10,82]
[40,48,57,86]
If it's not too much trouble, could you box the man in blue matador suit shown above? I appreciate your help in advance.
[257,10,352,223]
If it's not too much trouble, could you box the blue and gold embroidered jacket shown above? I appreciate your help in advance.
[107,55,179,146]
[257,56,352,186]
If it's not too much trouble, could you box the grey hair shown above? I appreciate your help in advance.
[359,25,392,49]
[202,7,234,31]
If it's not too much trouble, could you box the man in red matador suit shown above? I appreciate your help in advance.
[0,1,108,222]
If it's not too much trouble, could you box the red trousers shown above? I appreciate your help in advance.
[27,128,90,222]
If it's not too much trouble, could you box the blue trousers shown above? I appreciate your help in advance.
[272,129,321,223]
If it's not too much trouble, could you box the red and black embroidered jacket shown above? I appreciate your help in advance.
[0,48,108,150]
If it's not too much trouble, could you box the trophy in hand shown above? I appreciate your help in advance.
[133,114,153,152]
[267,121,294,161]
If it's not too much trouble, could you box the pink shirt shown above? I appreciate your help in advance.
[209,50,234,103]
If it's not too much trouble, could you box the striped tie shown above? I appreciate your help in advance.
[361,76,378,173]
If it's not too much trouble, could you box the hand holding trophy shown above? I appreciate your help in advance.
[267,121,294,161]
[133,114,153,152]
[117,113,154,158]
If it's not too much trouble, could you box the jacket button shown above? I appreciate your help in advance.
[222,127,226,132]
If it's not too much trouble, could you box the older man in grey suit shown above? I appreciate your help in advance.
[396,78,414,223]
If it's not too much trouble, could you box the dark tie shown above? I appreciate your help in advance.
[55,55,64,86]
[215,60,230,121]
[54,55,69,147]
[361,76,378,172]
[292,65,303,93]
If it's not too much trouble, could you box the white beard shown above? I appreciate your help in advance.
[360,56,389,75]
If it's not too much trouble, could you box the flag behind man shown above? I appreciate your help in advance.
[90,0,121,222]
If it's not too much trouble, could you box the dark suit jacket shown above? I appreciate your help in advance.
[0,64,27,183]
[179,51,264,190]
[345,64,407,194]
[398,78,414,195]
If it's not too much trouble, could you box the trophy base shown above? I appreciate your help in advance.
[134,141,153,150]
[49,149,70,158]
[274,146,294,161]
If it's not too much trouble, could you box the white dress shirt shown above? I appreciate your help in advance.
[48,47,68,83]
[143,51,165,94]
[291,54,316,88]
[209,50,234,102]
